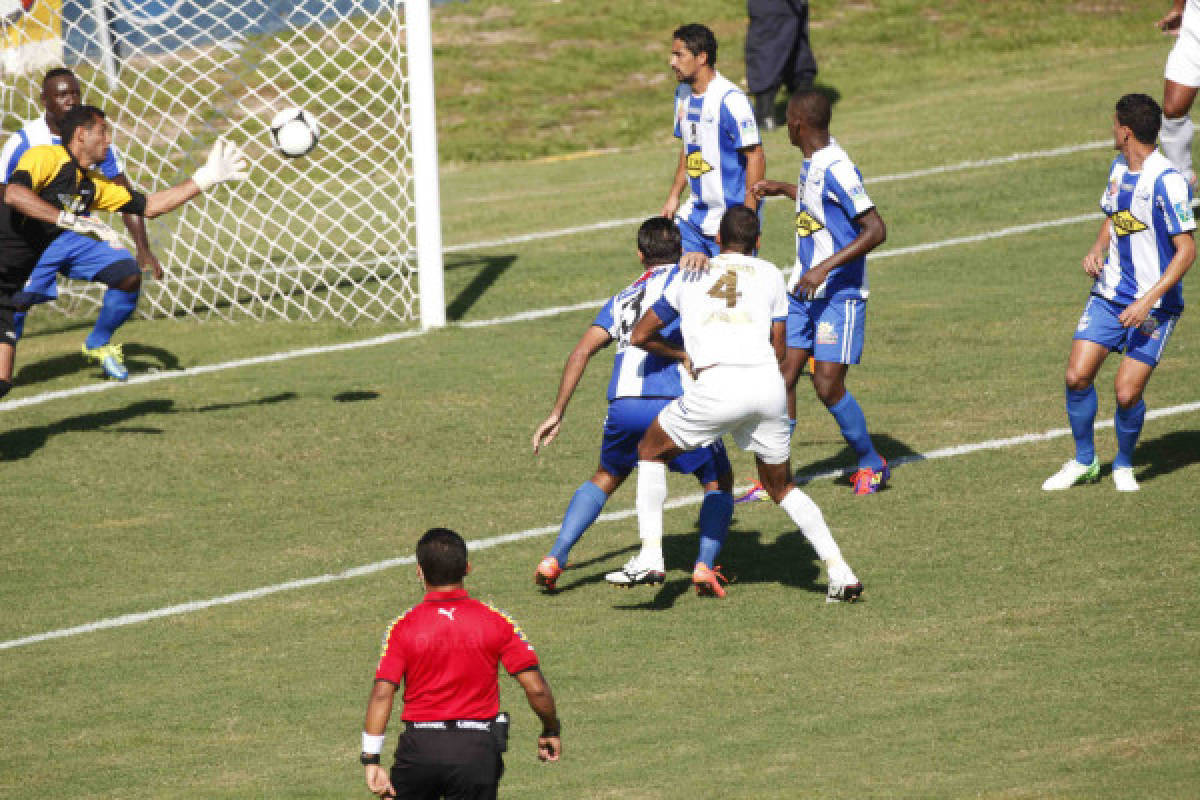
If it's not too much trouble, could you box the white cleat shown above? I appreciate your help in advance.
[1041,459,1100,491]
[827,562,863,604]
[605,557,665,587]
[1112,466,1140,492]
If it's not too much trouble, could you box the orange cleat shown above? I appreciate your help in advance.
[692,564,729,598]
[534,556,563,591]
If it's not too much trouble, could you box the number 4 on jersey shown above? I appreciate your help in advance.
[706,269,740,308]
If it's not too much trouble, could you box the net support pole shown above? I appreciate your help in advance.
[89,0,120,87]
[406,0,445,330]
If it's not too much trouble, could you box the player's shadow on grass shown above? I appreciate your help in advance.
[445,254,518,321]
[609,523,824,611]
[15,343,182,387]
[790,432,919,490]
[1126,429,1200,483]
[0,392,295,461]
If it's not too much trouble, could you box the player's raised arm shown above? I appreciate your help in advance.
[142,138,249,218]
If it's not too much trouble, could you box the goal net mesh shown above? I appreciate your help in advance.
[1,0,419,324]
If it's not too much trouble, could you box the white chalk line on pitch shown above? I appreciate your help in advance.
[442,140,1110,254]
[0,206,1111,416]
[3,398,1199,653]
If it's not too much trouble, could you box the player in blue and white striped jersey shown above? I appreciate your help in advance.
[662,24,764,257]
[753,90,889,496]
[0,68,162,385]
[1044,93,1195,493]
[531,218,733,592]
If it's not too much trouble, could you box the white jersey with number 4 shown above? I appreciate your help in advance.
[652,252,789,371]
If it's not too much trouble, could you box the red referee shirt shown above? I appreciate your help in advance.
[375,589,540,721]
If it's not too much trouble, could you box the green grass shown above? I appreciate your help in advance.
[2,1,1200,798]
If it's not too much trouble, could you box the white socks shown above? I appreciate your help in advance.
[1160,115,1196,182]
[635,460,667,569]
[779,487,854,579]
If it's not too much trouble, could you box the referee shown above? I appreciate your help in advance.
[361,528,562,798]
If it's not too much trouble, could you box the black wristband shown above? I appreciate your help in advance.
[541,727,560,737]
[360,752,381,766]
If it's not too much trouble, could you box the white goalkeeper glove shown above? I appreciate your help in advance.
[192,137,250,191]
[56,210,122,248]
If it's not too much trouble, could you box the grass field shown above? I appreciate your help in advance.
[2,1,1199,798]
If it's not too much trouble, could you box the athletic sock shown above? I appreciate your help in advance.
[548,481,608,564]
[779,487,845,565]
[635,460,668,569]
[828,392,883,470]
[1160,115,1196,180]
[85,288,139,350]
[1113,399,1146,469]
[1065,385,1098,465]
[695,490,734,568]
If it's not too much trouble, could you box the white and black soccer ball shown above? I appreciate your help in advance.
[269,108,319,158]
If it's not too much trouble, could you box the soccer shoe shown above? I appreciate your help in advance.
[534,556,563,590]
[1041,458,1100,491]
[1112,466,1140,492]
[826,562,863,603]
[734,481,768,504]
[850,457,890,495]
[604,557,665,588]
[81,343,128,381]
[692,564,728,598]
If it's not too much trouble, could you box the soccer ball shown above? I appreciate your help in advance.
[270,108,319,158]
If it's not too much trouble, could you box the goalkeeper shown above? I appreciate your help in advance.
[0,104,247,398]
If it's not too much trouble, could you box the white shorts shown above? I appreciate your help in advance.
[657,363,792,465]
[1166,21,1200,87]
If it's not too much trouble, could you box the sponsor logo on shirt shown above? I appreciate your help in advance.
[437,608,457,621]
[1108,210,1147,236]
[740,117,757,133]
[816,321,838,345]
[685,151,713,178]
[1175,201,1195,224]
[795,210,825,237]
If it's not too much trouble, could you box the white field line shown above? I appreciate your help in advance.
[442,140,1110,254]
[0,206,1114,416]
[4,398,1199,653]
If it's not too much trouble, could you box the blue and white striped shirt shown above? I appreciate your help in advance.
[593,265,688,401]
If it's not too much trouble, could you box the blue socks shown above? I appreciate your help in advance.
[85,288,139,350]
[1113,399,1146,469]
[548,481,608,564]
[828,392,883,470]
[695,490,734,568]
[11,312,26,341]
[1065,385,1098,465]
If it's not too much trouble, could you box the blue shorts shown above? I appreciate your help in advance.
[675,217,719,257]
[11,232,136,307]
[600,396,731,483]
[786,295,867,364]
[1074,294,1179,368]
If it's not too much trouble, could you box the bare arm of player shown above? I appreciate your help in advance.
[1118,230,1195,328]
[770,319,787,364]
[1082,218,1112,278]
[114,174,163,279]
[363,680,398,798]
[513,668,561,763]
[793,207,887,298]
[533,326,613,454]
[662,148,688,219]
[750,179,798,201]
[1159,0,1185,34]
[742,144,765,210]
[630,308,696,378]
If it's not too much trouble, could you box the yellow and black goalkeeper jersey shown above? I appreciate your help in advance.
[0,144,147,286]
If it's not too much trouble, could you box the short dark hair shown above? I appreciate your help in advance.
[637,217,683,265]
[416,528,468,585]
[719,206,760,254]
[1115,93,1162,145]
[673,23,717,67]
[787,89,831,131]
[59,105,105,150]
[42,67,76,89]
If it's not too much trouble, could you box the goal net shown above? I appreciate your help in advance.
[1,0,445,327]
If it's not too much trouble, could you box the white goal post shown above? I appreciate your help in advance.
[1,0,445,328]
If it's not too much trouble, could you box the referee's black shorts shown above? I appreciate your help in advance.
[390,725,504,800]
